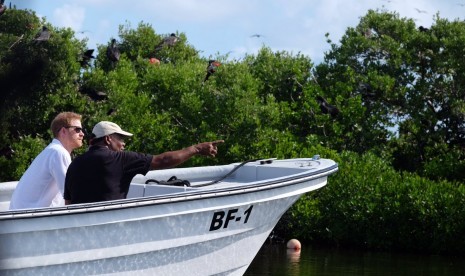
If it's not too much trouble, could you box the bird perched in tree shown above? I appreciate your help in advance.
[107,108,116,116]
[80,49,95,67]
[34,26,51,42]
[362,28,373,38]
[106,39,120,66]
[0,0,7,16]
[204,60,221,82]
[357,82,376,100]
[79,87,108,101]
[316,96,340,117]
[154,33,179,52]
[418,26,430,32]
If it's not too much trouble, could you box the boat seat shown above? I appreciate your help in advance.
[127,183,146,199]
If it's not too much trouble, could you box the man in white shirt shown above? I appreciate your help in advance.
[9,112,84,210]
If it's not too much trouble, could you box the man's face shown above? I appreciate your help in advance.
[108,133,126,152]
[64,119,84,150]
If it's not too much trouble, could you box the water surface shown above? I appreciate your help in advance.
[245,244,465,275]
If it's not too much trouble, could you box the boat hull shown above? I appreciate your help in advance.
[0,158,337,275]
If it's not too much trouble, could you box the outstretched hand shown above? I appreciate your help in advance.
[195,140,224,157]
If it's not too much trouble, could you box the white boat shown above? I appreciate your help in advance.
[0,156,338,275]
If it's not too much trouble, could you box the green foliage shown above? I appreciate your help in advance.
[0,135,46,181]
[422,146,465,181]
[283,151,465,254]
[0,9,87,148]
[316,9,465,181]
[245,47,313,103]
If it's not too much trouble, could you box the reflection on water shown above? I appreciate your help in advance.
[286,249,301,275]
[245,244,465,276]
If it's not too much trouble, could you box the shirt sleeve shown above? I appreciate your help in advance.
[123,152,152,177]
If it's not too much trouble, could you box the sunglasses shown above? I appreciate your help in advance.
[65,126,84,133]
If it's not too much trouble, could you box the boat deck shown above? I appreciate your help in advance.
[0,157,335,212]
[127,158,328,198]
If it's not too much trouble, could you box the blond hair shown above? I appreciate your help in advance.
[50,112,82,138]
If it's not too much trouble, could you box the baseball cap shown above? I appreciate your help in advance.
[92,121,133,139]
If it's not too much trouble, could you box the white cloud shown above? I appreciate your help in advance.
[79,0,258,23]
[53,4,85,31]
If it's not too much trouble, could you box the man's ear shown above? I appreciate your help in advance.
[59,127,67,136]
[104,135,111,145]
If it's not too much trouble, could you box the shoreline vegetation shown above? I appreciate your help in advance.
[1,8,465,255]
[278,150,465,255]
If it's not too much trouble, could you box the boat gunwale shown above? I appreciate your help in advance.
[0,163,338,220]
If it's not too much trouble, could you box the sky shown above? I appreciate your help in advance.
[12,0,465,64]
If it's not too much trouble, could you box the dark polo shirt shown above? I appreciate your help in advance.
[64,145,152,204]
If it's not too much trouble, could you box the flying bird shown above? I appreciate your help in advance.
[204,60,221,82]
[106,39,120,65]
[414,8,427,13]
[34,26,50,42]
[80,49,95,67]
[250,34,265,38]
[316,96,340,117]
[155,33,179,52]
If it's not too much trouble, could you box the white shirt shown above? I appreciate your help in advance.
[9,139,71,210]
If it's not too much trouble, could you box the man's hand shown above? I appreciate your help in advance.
[194,140,224,157]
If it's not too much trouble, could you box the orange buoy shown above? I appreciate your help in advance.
[286,239,301,250]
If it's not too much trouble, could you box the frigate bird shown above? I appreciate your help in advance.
[80,49,95,67]
[204,60,221,82]
[316,96,340,117]
[34,26,51,42]
[419,26,430,32]
[106,39,120,63]
[79,87,108,101]
[154,33,179,51]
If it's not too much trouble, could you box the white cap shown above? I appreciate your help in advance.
[92,121,133,139]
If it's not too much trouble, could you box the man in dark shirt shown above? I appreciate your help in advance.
[64,121,223,204]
